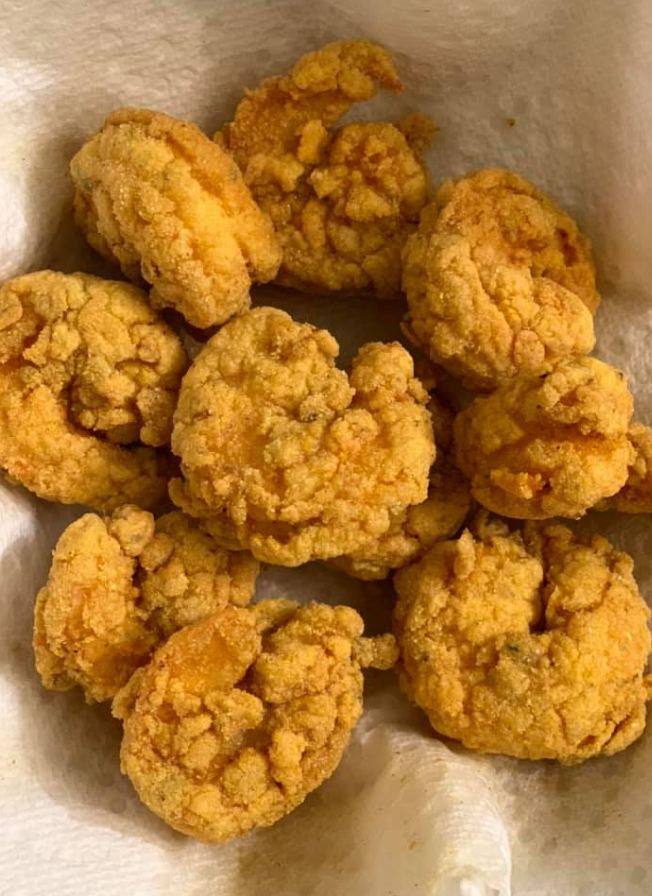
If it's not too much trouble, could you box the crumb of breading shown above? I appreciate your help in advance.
[71,107,281,328]
[113,600,397,841]
[0,271,186,510]
[402,169,598,390]
[453,356,634,519]
[33,506,258,702]
[331,394,470,579]
[138,510,258,636]
[598,423,652,513]
[394,514,652,764]
[218,41,430,298]
[169,306,435,566]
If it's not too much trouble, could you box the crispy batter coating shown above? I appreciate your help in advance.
[402,169,597,390]
[394,516,652,764]
[331,395,470,579]
[170,307,435,565]
[0,271,186,510]
[113,600,397,841]
[218,40,430,297]
[598,423,652,513]
[453,357,634,519]
[33,506,258,702]
[71,107,281,328]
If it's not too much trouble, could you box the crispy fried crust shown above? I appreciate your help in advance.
[34,506,259,702]
[71,107,281,328]
[394,516,652,764]
[113,601,397,842]
[453,357,634,519]
[170,307,435,565]
[0,271,186,510]
[331,394,470,579]
[598,423,652,513]
[219,41,430,297]
[402,169,597,390]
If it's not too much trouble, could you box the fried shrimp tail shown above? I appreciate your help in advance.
[0,271,187,510]
[218,41,431,298]
[71,108,281,328]
[113,600,397,841]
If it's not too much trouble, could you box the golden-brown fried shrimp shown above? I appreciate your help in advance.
[331,394,470,580]
[0,271,187,510]
[169,307,435,565]
[453,356,634,519]
[598,423,652,513]
[33,506,259,703]
[394,515,652,764]
[70,107,281,328]
[402,169,597,390]
[218,41,430,298]
[113,600,397,841]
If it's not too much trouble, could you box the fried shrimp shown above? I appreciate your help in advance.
[598,423,652,513]
[453,356,634,519]
[113,600,397,841]
[33,505,259,703]
[402,169,597,390]
[0,271,187,510]
[169,307,435,565]
[394,515,652,764]
[70,107,281,328]
[218,40,431,298]
[331,394,470,580]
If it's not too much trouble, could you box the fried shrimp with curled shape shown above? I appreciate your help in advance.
[71,107,281,328]
[453,357,634,519]
[402,169,597,390]
[0,271,186,510]
[34,506,258,703]
[598,423,652,513]
[394,516,652,764]
[112,600,397,841]
[331,394,470,580]
[218,40,431,298]
[169,307,435,565]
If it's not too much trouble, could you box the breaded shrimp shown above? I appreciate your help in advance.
[0,271,186,510]
[169,307,435,565]
[394,515,652,764]
[218,41,431,298]
[331,393,470,579]
[402,169,597,390]
[598,423,652,513]
[453,356,634,519]
[71,108,281,328]
[34,506,258,702]
[113,600,397,841]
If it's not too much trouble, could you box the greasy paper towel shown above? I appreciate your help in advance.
[1,1,652,894]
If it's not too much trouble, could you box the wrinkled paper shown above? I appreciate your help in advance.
[2,1,652,893]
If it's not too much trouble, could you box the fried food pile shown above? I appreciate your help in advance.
[218,40,431,298]
[394,516,652,763]
[5,37,649,847]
